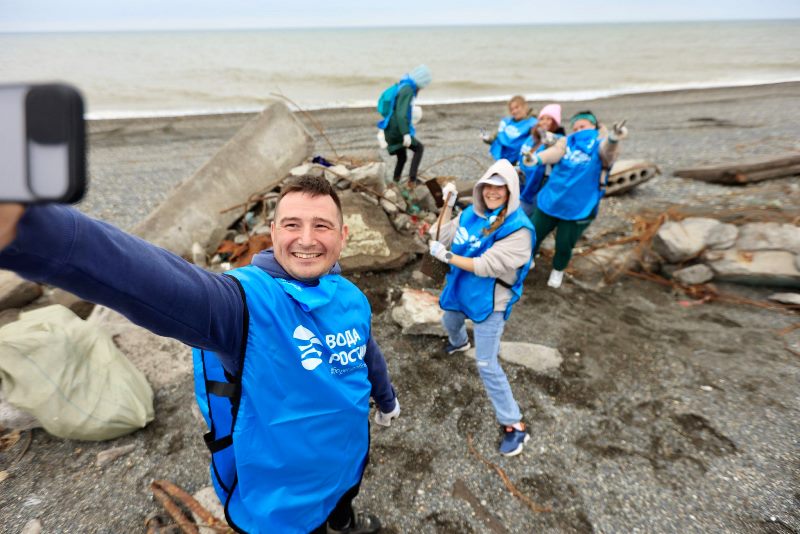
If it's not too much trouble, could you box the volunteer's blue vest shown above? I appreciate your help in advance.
[440,205,535,322]
[536,128,604,220]
[193,266,372,534]
[490,116,537,163]
[518,138,550,206]
[376,76,418,136]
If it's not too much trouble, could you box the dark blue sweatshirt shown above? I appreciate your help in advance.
[0,205,397,412]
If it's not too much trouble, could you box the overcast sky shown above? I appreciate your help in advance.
[2,0,800,32]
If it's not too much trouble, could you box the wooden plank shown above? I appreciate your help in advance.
[674,153,800,182]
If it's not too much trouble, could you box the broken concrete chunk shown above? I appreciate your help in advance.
[390,288,444,336]
[465,342,563,373]
[133,100,312,259]
[653,217,737,263]
[672,264,714,285]
[0,271,42,312]
[704,249,800,287]
[767,292,800,306]
[736,222,800,253]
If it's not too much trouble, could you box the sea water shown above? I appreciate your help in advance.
[1,20,798,118]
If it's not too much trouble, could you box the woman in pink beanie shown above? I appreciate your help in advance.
[519,103,566,216]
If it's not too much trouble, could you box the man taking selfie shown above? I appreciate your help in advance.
[0,175,399,534]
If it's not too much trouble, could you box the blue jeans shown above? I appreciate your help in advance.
[442,310,522,425]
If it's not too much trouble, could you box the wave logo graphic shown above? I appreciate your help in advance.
[453,226,482,250]
[453,226,470,245]
[293,325,324,371]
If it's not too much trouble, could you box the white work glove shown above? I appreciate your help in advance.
[522,152,541,167]
[608,121,628,143]
[428,240,451,263]
[376,129,388,149]
[402,134,412,147]
[374,398,400,427]
[540,129,557,146]
[480,130,492,144]
[411,105,423,125]
[441,182,458,207]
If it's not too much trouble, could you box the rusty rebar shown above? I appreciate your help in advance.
[466,433,551,514]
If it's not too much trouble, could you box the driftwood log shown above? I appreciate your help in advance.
[674,153,800,184]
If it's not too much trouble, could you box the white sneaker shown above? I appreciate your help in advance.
[547,269,564,288]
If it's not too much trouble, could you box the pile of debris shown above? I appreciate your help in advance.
[205,155,452,273]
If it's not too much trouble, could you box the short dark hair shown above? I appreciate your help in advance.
[277,175,343,225]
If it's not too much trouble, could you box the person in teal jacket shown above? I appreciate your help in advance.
[426,159,535,457]
[376,64,432,188]
[527,110,629,289]
[481,95,537,165]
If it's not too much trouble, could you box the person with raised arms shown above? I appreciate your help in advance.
[525,110,628,289]
[0,175,399,534]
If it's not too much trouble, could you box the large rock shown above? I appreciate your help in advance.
[0,271,42,311]
[133,100,313,258]
[465,342,563,373]
[390,288,444,336]
[672,264,714,285]
[703,249,800,287]
[735,222,800,253]
[653,217,738,263]
[338,190,417,272]
[569,243,638,287]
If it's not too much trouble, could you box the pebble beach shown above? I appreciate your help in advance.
[2,82,799,533]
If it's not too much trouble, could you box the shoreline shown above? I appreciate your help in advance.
[82,81,800,231]
[85,80,800,123]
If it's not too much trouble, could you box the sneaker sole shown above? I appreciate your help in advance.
[500,433,530,457]
[446,342,471,355]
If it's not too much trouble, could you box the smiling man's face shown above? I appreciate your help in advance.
[270,192,348,281]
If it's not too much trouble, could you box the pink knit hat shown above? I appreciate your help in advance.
[538,103,562,126]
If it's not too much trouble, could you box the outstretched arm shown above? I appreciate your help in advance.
[0,204,246,374]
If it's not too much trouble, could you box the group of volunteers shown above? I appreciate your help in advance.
[0,64,628,534]
[377,66,628,471]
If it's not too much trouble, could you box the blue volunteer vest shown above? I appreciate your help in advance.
[536,128,605,220]
[193,266,372,534]
[490,116,537,163]
[518,141,547,206]
[440,205,535,322]
[376,76,418,136]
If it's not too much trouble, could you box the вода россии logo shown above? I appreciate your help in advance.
[292,325,323,371]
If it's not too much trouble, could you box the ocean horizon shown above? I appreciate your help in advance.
[1,20,798,119]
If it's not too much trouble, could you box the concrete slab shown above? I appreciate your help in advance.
[133,100,313,258]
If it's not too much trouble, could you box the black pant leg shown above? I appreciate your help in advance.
[393,149,407,181]
[408,141,424,182]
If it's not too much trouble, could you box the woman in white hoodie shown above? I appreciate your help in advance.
[427,159,535,456]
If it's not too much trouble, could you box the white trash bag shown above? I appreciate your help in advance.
[0,304,154,441]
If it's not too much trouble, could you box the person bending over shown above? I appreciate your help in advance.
[481,95,537,165]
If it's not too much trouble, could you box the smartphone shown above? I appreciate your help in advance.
[0,83,86,203]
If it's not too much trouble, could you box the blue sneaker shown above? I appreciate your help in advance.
[444,340,471,355]
[499,425,530,457]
